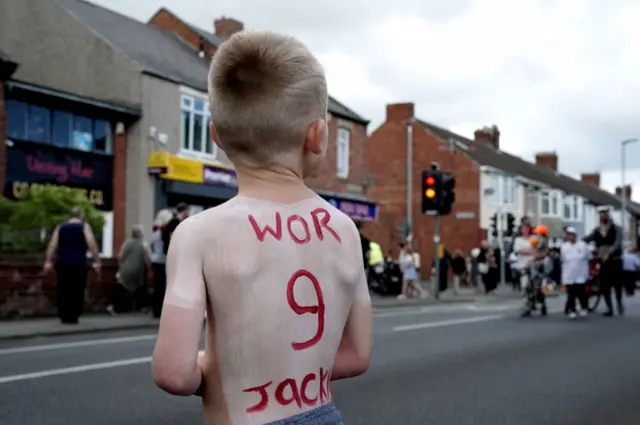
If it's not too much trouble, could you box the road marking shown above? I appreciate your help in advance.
[0,350,206,384]
[0,334,158,356]
[393,314,504,332]
[0,357,152,384]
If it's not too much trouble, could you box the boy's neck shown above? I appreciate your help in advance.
[236,166,315,203]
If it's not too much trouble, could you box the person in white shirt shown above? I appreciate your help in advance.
[511,224,533,291]
[560,227,590,319]
[622,243,640,296]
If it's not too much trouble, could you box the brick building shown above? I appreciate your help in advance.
[364,103,482,265]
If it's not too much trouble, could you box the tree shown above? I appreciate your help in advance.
[0,186,104,253]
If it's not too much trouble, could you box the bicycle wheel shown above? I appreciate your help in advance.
[587,279,601,312]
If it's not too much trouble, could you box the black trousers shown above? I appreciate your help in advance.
[601,258,623,313]
[565,284,588,313]
[623,270,637,296]
[55,264,88,324]
[110,283,149,313]
[152,263,167,318]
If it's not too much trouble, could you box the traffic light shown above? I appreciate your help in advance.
[505,213,516,237]
[440,172,456,216]
[490,213,498,238]
[421,170,442,214]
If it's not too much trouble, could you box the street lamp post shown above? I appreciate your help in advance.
[621,138,638,243]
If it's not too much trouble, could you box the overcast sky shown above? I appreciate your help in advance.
[93,0,640,199]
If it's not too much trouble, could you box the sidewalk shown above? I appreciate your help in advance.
[0,286,559,341]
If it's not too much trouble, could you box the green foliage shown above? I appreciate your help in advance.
[0,186,104,253]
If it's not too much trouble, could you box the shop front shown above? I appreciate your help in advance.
[147,152,379,221]
[4,139,115,253]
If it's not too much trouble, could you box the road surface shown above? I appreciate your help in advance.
[1,297,639,425]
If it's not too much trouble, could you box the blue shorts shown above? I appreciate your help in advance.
[403,267,418,281]
[265,403,343,425]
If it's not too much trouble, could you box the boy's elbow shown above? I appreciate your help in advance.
[152,361,195,396]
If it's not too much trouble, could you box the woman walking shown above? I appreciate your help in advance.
[398,244,426,299]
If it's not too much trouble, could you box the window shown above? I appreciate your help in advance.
[501,176,516,204]
[550,191,559,215]
[6,100,113,154]
[540,191,550,215]
[180,94,215,157]
[337,127,350,178]
[563,195,573,220]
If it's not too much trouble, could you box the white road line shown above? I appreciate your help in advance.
[393,314,504,332]
[0,350,205,384]
[0,357,152,384]
[0,334,158,356]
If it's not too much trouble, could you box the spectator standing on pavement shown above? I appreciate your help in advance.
[107,225,151,315]
[43,207,101,325]
[622,243,639,296]
[162,203,189,254]
[451,250,467,293]
[150,209,173,318]
[560,227,590,319]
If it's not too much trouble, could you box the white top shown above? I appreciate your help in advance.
[399,253,415,271]
[623,251,640,271]
[512,236,533,270]
[162,195,369,425]
[149,229,165,264]
[560,240,590,284]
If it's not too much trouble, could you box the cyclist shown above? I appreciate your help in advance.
[583,206,624,316]
[521,224,550,317]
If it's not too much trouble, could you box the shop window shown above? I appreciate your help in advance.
[5,100,113,155]
[337,127,350,179]
[180,94,216,159]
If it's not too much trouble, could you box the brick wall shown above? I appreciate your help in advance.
[0,257,118,319]
[304,116,369,193]
[363,103,481,265]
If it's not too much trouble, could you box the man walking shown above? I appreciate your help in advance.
[162,203,189,255]
[43,207,101,324]
[583,206,624,316]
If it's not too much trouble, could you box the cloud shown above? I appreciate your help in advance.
[91,0,640,182]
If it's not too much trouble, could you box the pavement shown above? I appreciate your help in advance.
[0,285,548,341]
[1,295,639,425]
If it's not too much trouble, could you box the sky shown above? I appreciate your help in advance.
[92,0,640,200]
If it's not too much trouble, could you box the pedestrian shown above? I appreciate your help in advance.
[622,243,639,296]
[150,209,173,318]
[583,206,624,316]
[152,31,372,425]
[451,250,467,293]
[163,203,189,255]
[398,243,425,299]
[107,225,151,315]
[560,227,590,319]
[511,223,533,292]
[43,207,101,324]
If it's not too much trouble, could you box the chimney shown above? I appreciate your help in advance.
[473,125,500,150]
[615,185,632,199]
[214,17,244,38]
[385,103,414,122]
[580,172,600,187]
[535,152,558,172]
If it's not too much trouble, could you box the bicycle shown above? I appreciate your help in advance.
[585,271,601,312]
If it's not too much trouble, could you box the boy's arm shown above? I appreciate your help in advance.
[152,218,207,396]
[331,226,373,381]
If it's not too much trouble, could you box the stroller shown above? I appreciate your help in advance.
[521,258,551,317]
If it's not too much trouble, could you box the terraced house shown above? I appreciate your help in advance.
[365,102,640,264]
[0,0,377,257]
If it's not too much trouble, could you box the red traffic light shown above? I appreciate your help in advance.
[425,176,435,186]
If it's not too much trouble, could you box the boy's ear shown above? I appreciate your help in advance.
[304,118,327,155]
[210,122,224,152]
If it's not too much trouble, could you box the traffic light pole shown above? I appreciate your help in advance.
[433,213,441,299]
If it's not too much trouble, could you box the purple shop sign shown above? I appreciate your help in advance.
[203,165,238,188]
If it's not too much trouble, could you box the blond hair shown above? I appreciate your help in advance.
[208,30,328,167]
[154,209,173,227]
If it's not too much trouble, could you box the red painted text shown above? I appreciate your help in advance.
[286,269,325,351]
[248,208,341,244]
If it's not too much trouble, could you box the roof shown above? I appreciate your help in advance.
[54,0,369,125]
[0,48,12,62]
[418,120,640,215]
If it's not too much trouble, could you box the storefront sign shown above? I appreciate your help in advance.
[324,196,378,221]
[203,165,238,188]
[147,152,204,184]
[3,140,113,210]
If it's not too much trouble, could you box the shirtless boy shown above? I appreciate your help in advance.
[151,31,373,425]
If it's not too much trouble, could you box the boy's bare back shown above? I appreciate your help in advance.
[167,195,367,424]
[152,30,372,425]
